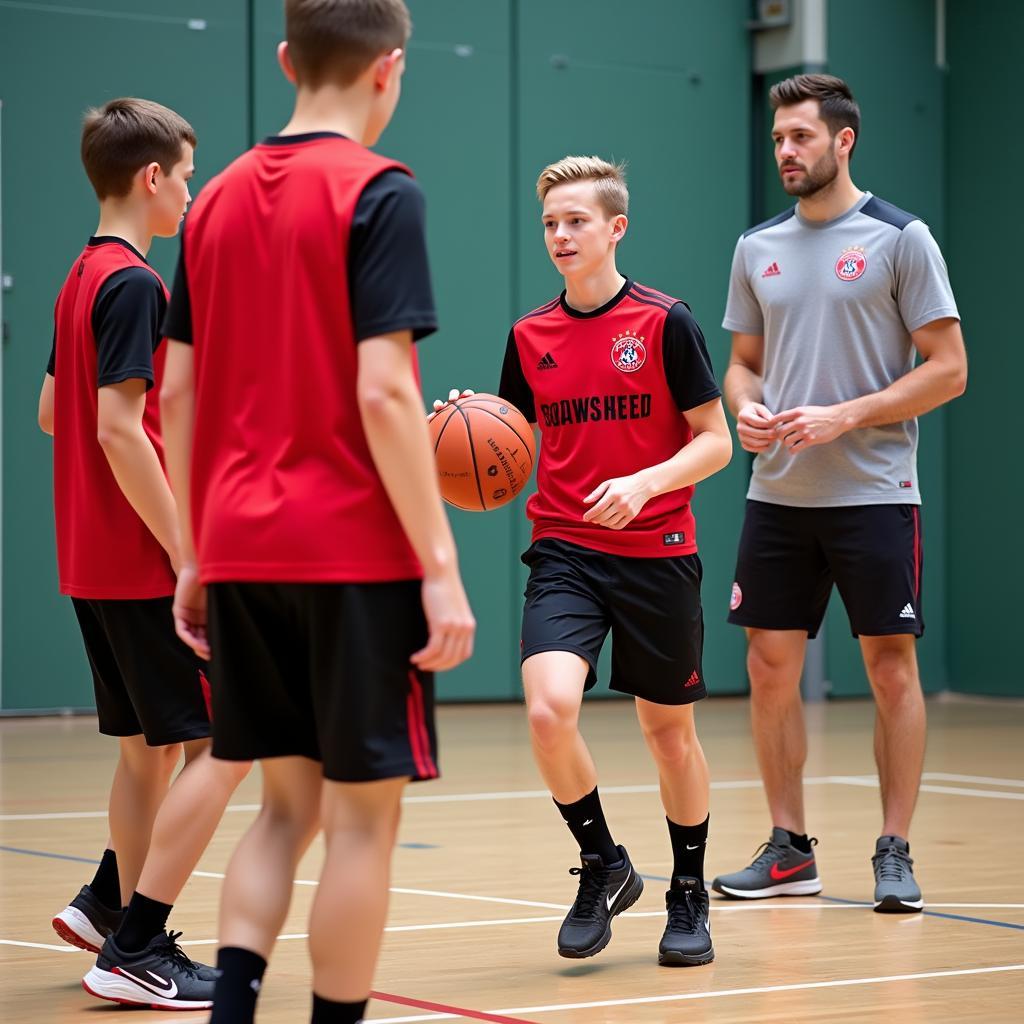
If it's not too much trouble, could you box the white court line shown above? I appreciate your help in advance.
[0,939,81,952]
[369,963,1024,1022]
[4,772,1022,821]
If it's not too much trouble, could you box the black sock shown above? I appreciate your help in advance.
[785,829,812,854]
[89,848,121,911]
[209,947,267,1024]
[553,787,619,864]
[667,814,709,884]
[311,993,368,1023]
[115,892,173,952]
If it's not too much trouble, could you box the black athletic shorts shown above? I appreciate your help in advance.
[727,500,924,638]
[206,581,437,783]
[520,538,707,705]
[71,597,211,746]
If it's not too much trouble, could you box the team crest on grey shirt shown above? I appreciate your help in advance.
[835,246,867,281]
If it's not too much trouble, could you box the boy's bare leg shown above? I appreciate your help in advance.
[108,736,181,904]
[134,740,251,904]
[635,700,709,825]
[522,651,593,803]
[308,777,406,1002]
[217,756,322,958]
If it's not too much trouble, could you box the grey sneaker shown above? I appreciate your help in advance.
[872,835,923,913]
[711,827,822,899]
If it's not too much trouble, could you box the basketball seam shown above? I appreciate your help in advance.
[453,404,534,473]
[430,405,461,453]
[455,405,487,511]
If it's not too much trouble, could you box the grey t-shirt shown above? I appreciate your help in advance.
[723,191,959,507]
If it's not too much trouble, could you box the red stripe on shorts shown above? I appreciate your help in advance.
[912,506,921,598]
[198,670,213,721]
[406,670,437,779]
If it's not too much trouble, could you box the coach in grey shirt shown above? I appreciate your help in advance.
[712,75,967,914]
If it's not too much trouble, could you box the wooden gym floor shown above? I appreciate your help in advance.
[1,695,1022,1022]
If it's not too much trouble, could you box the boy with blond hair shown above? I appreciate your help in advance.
[439,155,731,966]
[160,1,474,1020]
[40,97,249,1011]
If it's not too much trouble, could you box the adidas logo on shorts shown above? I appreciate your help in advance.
[899,603,916,619]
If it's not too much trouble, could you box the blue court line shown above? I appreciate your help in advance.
[639,874,1024,932]
[0,844,99,866]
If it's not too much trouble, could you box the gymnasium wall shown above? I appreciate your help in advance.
[0,1,1018,710]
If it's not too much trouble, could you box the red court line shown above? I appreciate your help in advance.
[372,989,534,1023]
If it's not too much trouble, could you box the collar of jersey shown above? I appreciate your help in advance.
[793,190,873,229]
[87,235,147,263]
[260,131,349,146]
[559,277,631,319]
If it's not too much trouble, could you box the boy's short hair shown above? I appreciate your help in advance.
[769,73,861,155]
[81,98,196,200]
[536,156,629,217]
[286,0,411,87]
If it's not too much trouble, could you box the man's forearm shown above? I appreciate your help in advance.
[161,389,197,565]
[724,362,763,417]
[99,429,180,564]
[840,357,967,430]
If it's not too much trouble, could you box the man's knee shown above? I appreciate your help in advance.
[747,632,804,693]
[527,693,579,748]
[863,642,920,705]
[641,717,697,767]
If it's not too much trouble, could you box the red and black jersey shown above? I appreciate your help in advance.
[51,238,175,599]
[163,133,438,584]
[499,279,720,558]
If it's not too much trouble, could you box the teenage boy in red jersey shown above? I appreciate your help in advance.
[38,98,249,1011]
[159,2,475,1021]
[438,156,732,966]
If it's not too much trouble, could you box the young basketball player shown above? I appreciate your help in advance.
[159,2,474,1021]
[437,156,732,966]
[38,98,250,1010]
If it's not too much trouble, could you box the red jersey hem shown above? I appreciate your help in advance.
[199,560,424,585]
[60,582,175,600]
[531,526,698,559]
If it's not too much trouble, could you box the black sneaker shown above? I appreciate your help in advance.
[52,884,123,953]
[557,845,644,959]
[659,876,714,967]
[82,930,215,1010]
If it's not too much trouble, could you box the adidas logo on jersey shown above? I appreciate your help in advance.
[762,261,781,277]
[899,603,916,619]
[537,352,558,370]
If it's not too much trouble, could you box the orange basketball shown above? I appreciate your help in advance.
[428,393,536,511]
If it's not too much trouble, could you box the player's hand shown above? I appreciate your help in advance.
[173,563,211,661]
[430,388,475,415]
[582,474,653,530]
[736,401,777,453]
[412,568,476,672]
[771,404,851,453]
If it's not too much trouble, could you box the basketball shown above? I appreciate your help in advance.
[428,393,536,511]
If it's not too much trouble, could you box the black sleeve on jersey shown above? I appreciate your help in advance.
[93,267,166,389]
[663,302,722,412]
[497,328,536,423]
[46,326,56,376]
[351,169,438,343]
[162,228,193,343]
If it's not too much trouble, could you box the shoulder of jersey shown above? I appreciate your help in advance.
[513,296,561,327]
[857,195,920,231]
[742,207,796,238]
[627,281,687,313]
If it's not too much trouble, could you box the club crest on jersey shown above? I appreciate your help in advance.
[610,332,646,373]
[835,246,867,281]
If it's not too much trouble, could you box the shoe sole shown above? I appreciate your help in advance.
[82,967,212,1011]
[711,878,822,900]
[874,894,924,913]
[52,908,104,953]
[659,947,715,968]
[558,873,645,959]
